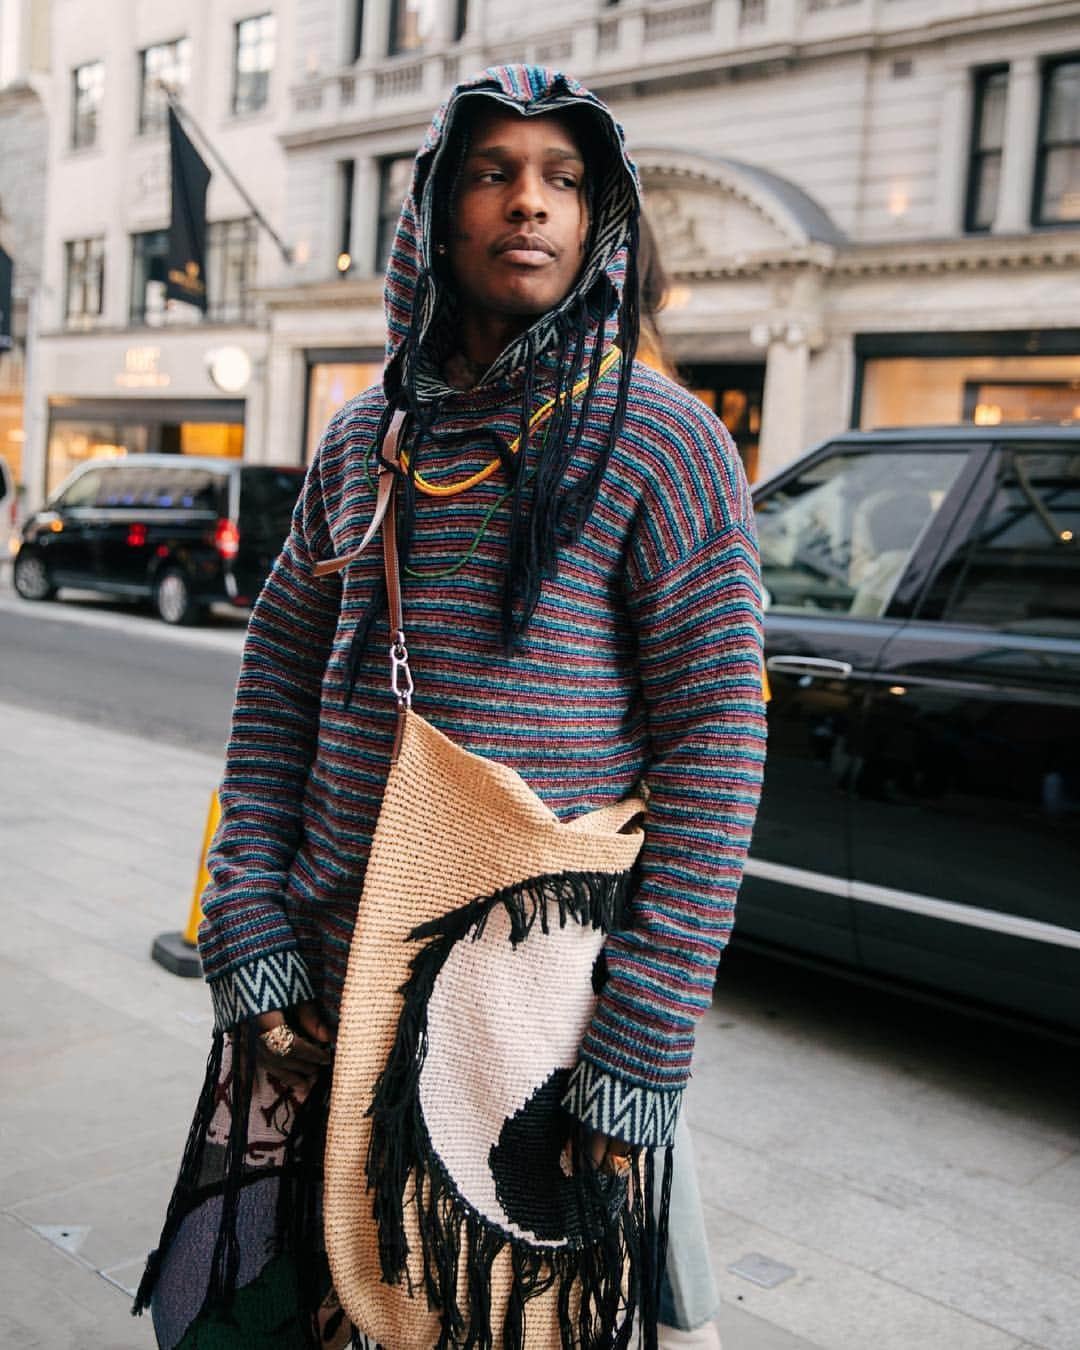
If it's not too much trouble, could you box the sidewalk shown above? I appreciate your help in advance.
[2,700,1077,1350]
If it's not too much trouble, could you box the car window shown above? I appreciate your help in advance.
[916,447,1080,637]
[755,450,967,617]
[57,470,104,509]
[239,467,304,539]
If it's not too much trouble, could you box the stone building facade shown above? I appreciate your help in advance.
[0,0,50,493]
[17,0,1080,503]
[261,0,1080,484]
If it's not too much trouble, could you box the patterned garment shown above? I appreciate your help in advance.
[195,63,766,1150]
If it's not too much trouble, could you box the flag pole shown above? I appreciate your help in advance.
[161,85,294,265]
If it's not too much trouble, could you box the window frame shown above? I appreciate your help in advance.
[388,0,436,56]
[205,217,259,323]
[63,236,106,326]
[964,64,1009,235]
[71,60,104,151]
[374,154,414,273]
[231,12,276,116]
[138,36,191,136]
[1032,53,1080,229]
[129,227,170,325]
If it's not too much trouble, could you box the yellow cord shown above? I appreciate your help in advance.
[402,346,622,498]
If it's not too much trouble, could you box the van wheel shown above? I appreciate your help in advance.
[155,568,201,625]
[13,551,57,602]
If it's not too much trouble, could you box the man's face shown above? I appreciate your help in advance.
[446,107,590,325]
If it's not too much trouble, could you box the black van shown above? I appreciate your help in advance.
[744,424,1080,1032]
[12,455,304,624]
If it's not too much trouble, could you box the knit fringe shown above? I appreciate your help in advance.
[131,1021,333,1348]
[365,868,671,1349]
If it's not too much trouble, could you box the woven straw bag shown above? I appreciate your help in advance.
[315,414,659,1350]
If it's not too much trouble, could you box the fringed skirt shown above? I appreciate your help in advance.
[135,1023,671,1350]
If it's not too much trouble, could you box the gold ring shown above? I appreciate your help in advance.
[259,1024,295,1058]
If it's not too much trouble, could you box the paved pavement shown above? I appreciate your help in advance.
[2,694,1079,1348]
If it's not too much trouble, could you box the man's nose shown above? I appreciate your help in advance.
[507,169,547,219]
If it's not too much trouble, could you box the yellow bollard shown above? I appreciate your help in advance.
[152,790,221,977]
[183,791,221,945]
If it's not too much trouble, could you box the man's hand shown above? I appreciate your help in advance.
[253,1000,333,1076]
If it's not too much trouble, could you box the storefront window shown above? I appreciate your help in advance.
[45,420,147,498]
[1,395,24,486]
[681,363,764,482]
[305,359,382,462]
[859,355,1080,429]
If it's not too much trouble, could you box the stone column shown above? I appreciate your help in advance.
[758,332,810,482]
[994,55,1041,235]
[933,66,971,236]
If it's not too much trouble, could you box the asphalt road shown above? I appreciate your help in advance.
[0,571,245,754]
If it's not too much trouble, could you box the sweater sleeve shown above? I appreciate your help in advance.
[562,391,767,1146]
[198,437,343,1032]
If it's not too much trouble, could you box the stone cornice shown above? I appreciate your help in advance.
[667,228,1080,281]
[249,276,386,309]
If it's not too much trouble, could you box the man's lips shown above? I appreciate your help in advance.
[495,233,556,265]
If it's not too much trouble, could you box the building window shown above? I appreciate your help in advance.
[1034,57,1080,227]
[375,155,413,272]
[138,37,191,135]
[233,13,275,115]
[965,66,1008,233]
[130,229,169,323]
[338,160,356,272]
[389,0,437,55]
[64,237,105,326]
[206,218,258,322]
[351,0,365,61]
[71,61,104,150]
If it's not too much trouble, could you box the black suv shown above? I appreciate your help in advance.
[743,425,1080,1032]
[13,455,304,624]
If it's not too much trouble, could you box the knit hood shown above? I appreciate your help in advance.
[382,64,641,404]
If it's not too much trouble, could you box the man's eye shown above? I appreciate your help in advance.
[551,174,579,189]
[476,170,506,183]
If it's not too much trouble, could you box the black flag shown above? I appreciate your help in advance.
[166,105,211,311]
[0,246,12,350]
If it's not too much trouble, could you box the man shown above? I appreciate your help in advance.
[137,65,765,1350]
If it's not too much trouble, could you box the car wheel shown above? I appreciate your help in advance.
[155,567,201,625]
[13,551,57,602]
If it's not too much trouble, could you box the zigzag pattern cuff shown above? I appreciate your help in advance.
[561,1058,682,1147]
[207,949,316,1032]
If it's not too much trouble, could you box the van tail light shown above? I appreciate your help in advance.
[214,519,241,560]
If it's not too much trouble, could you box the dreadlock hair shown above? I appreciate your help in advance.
[343,97,641,706]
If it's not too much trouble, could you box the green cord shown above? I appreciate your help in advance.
[361,438,541,581]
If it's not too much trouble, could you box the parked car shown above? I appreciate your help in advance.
[742,424,1080,1032]
[13,455,304,624]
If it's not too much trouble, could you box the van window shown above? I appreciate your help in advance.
[239,467,304,541]
[918,447,1080,637]
[95,464,226,511]
[57,469,105,509]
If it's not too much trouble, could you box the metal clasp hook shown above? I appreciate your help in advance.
[389,629,414,710]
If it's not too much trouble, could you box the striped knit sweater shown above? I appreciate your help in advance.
[198,67,766,1148]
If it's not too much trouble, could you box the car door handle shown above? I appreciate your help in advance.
[766,655,853,681]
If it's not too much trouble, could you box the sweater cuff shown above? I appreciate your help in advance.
[561,1059,682,1148]
[206,949,315,1033]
